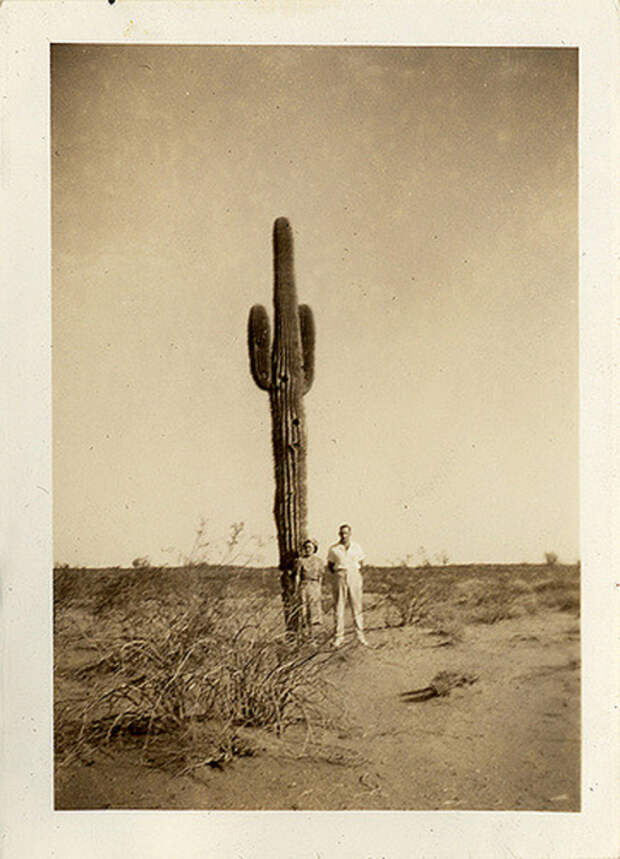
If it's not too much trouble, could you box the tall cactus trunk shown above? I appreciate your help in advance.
[270,219,308,571]
[247,218,315,634]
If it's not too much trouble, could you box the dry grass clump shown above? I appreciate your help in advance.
[382,579,437,628]
[54,575,334,775]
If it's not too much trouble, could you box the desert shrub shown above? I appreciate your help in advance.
[547,591,580,614]
[544,551,559,567]
[132,556,151,569]
[382,577,434,627]
[534,574,580,615]
[532,577,562,593]
[365,566,462,635]
[54,582,333,773]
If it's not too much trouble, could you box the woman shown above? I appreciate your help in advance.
[295,538,324,638]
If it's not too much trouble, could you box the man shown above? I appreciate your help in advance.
[294,537,324,639]
[327,524,369,648]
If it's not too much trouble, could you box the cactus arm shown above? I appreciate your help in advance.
[248,304,271,391]
[298,304,315,395]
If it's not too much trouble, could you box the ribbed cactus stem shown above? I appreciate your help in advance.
[247,218,315,632]
[271,218,307,569]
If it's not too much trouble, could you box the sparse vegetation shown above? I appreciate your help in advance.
[364,562,580,635]
[54,556,580,806]
[54,567,338,775]
[544,551,559,567]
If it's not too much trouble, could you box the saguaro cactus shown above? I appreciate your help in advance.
[248,217,315,631]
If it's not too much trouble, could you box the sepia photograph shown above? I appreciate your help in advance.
[51,44,581,812]
[2,1,618,855]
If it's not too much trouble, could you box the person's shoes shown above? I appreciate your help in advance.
[357,635,370,647]
[331,639,344,649]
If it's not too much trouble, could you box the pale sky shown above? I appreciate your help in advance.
[52,45,578,567]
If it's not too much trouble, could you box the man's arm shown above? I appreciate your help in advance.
[356,544,366,571]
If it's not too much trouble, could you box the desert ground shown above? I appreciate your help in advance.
[54,562,580,811]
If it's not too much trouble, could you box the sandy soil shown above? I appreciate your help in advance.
[55,607,579,811]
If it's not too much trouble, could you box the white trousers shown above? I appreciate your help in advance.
[332,569,365,643]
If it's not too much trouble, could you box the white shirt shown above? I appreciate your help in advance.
[327,540,365,574]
